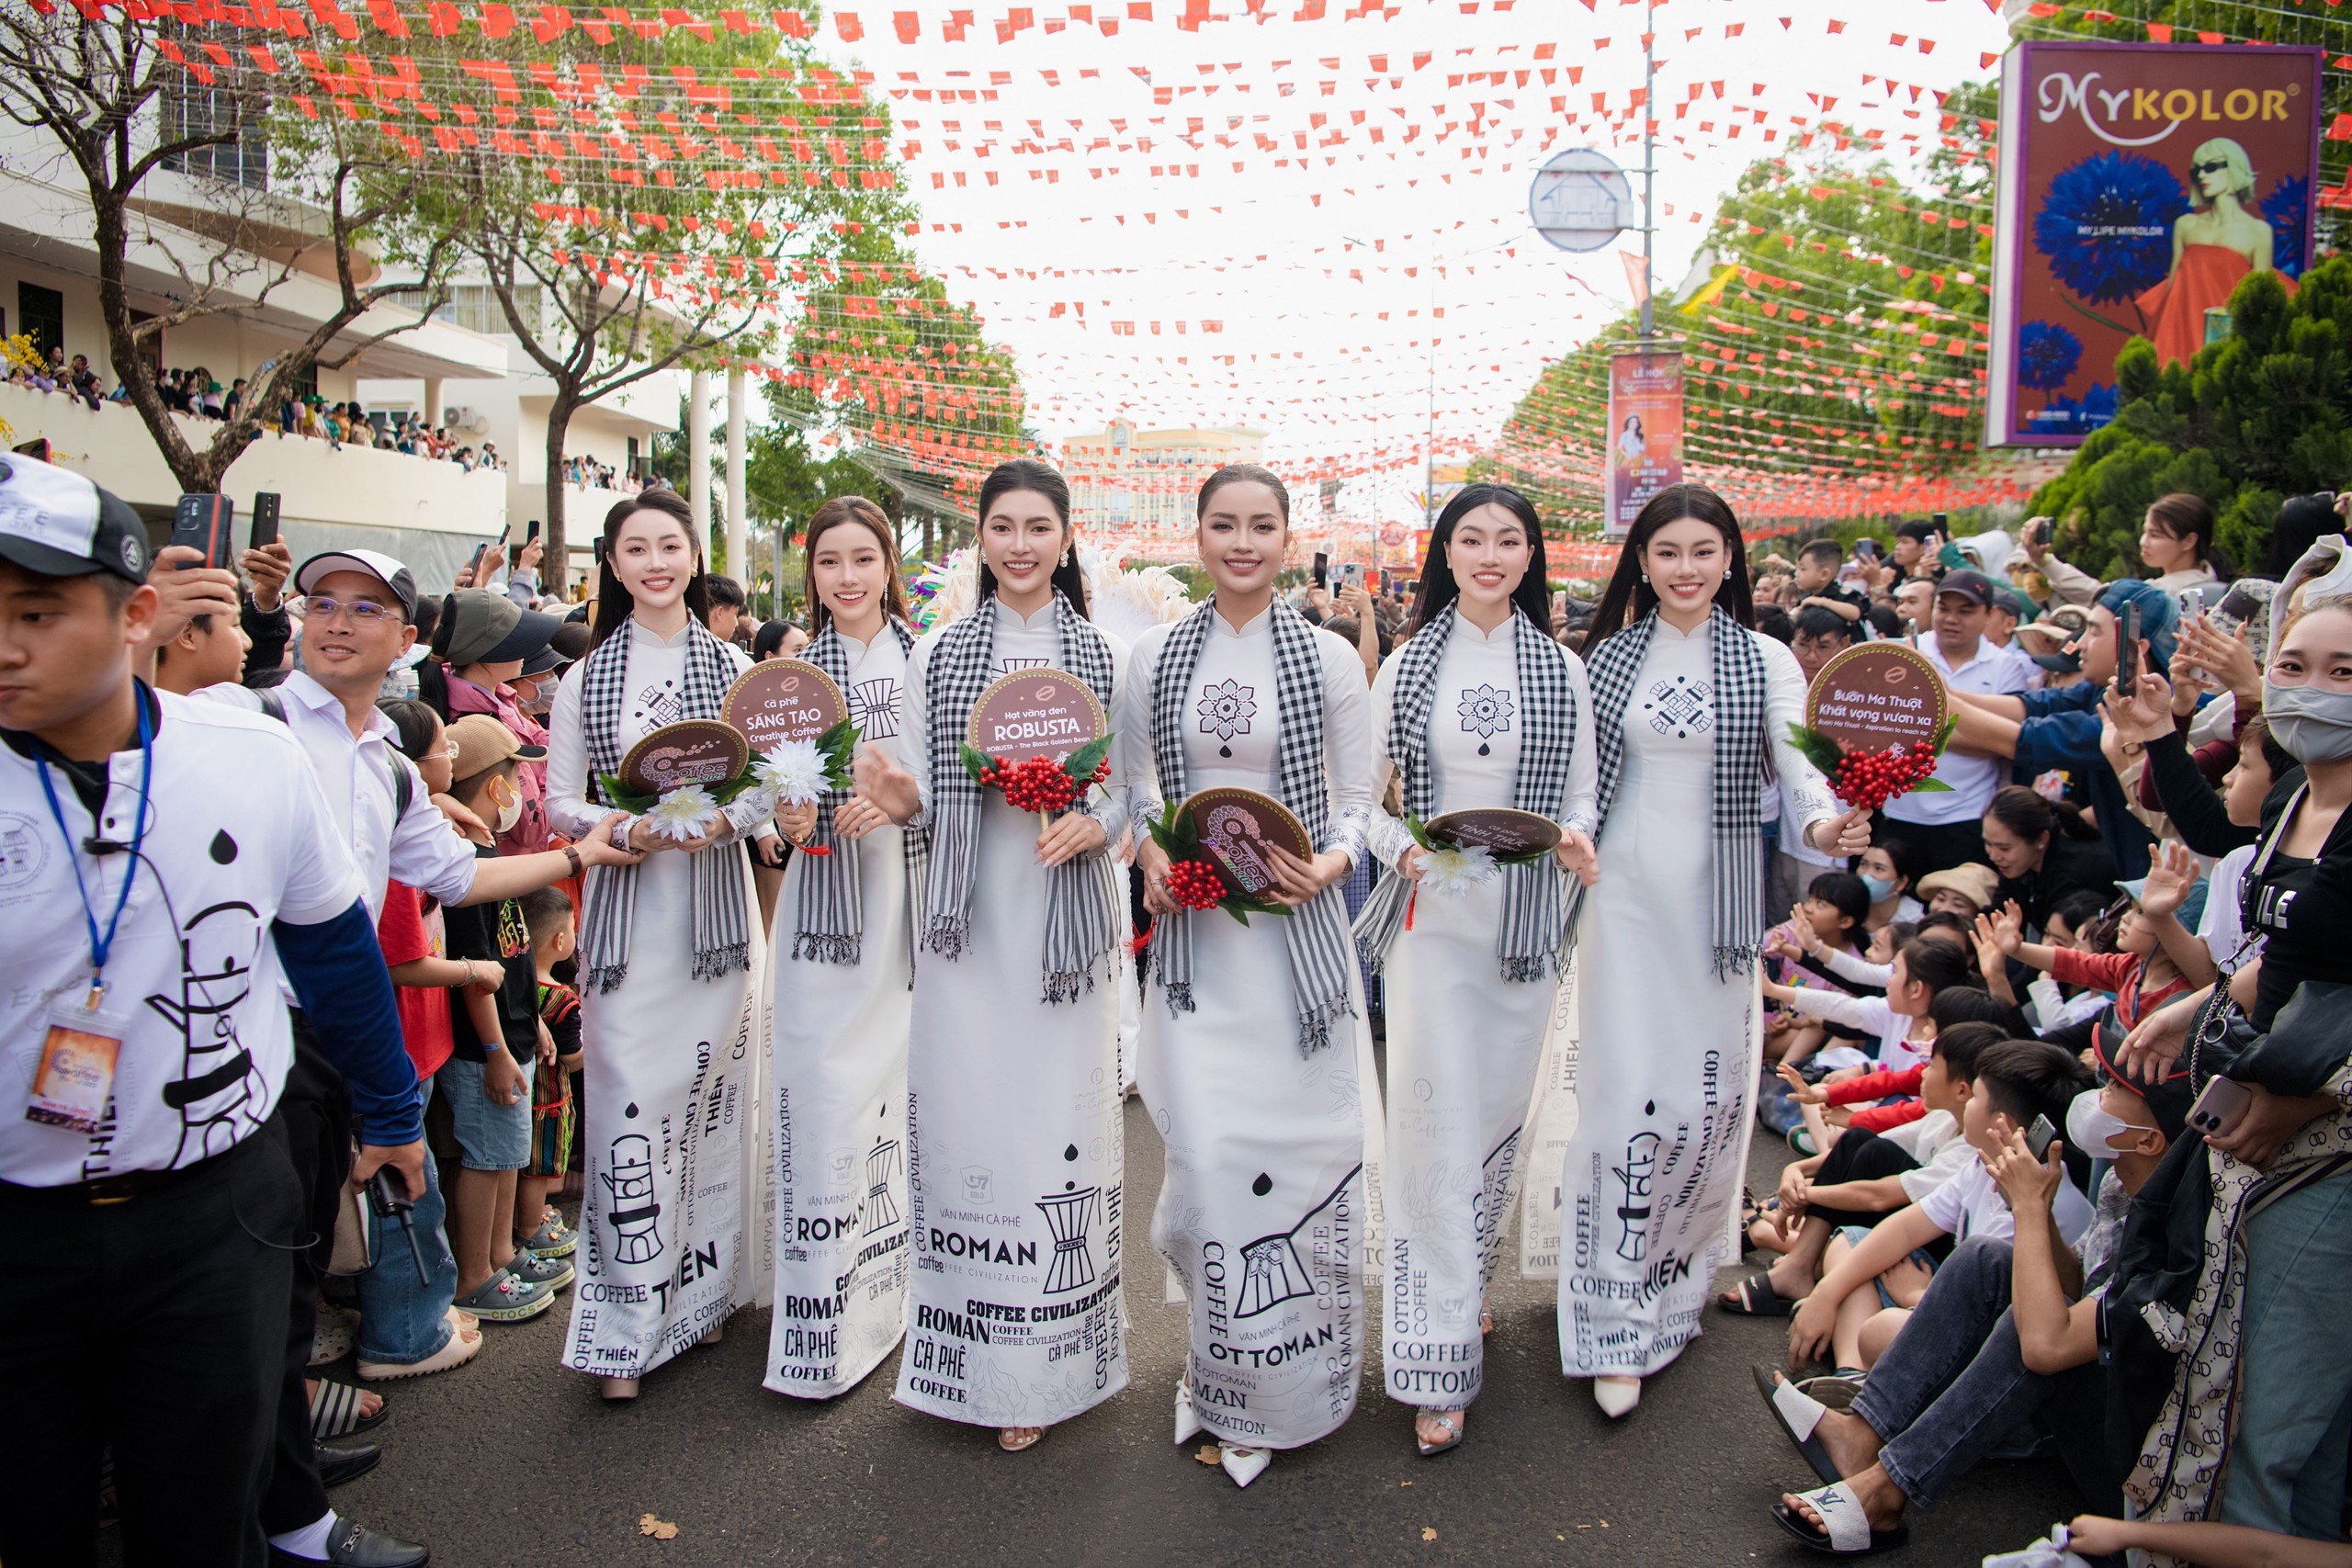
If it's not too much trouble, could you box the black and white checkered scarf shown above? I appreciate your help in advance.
[1578,602,1769,979]
[1353,605,1581,982]
[574,618,752,994]
[1149,596,1361,1055]
[919,592,1120,1004]
[794,618,923,969]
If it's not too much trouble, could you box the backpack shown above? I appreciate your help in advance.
[253,688,415,818]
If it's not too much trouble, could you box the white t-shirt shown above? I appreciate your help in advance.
[1917,1156,2095,1247]
[2197,842,2259,973]
[1782,987,1932,1073]
[0,692,364,1185]
[1886,635,2032,827]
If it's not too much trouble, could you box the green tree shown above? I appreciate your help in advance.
[2026,257,2352,575]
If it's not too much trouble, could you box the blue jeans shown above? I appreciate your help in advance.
[353,1077,458,1365]
[1853,1236,2119,1515]
[2220,1168,2352,1540]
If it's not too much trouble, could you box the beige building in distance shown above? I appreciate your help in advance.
[1062,420,1267,539]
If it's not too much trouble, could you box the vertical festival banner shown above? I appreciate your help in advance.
[1602,352,1684,537]
[1987,41,2322,447]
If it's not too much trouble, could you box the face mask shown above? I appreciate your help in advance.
[2066,1089,2154,1156]
[2262,681,2352,764]
[1860,873,1896,903]
[492,778,524,836]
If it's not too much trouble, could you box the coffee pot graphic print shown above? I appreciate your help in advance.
[604,1132,665,1265]
[1612,1104,1662,1264]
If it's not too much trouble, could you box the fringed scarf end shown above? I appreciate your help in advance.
[793,932,861,966]
[693,942,752,982]
[586,961,628,996]
[922,918,970,961]
[1042,969,1094,1006]
[1499,954,1554,985]
[1714,945,1759,981]
[1161,980,1195,1017]
[1295,995,1355,1057]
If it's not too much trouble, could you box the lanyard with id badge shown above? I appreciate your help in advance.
[26,699,152,1136]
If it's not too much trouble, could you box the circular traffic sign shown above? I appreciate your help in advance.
[1528,148,1636,254]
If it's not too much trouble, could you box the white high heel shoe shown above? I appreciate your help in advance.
[1174,1382,1203,1445]
[1593,1376,1642,1418]
[1218,1443,1271,1488]
[1589,1372,1646,1419]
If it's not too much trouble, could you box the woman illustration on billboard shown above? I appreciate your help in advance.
[1614,412,1647,467]
[2136,137,2293,367]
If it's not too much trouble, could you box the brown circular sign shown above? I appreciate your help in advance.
[724,659,849,754]
[1426,807,1561,858]
[1180,787,1313,900]
[964,668,1107,764]
[619,719,751,797]
[1804,642,1950,755]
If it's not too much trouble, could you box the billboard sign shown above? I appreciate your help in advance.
[1986,40,2322,447]
[1603,351,1684,536]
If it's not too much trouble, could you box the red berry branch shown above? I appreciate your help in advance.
[1162,858,1227,912]
[1833,740,1942,812]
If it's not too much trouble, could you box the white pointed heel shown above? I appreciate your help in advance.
[1593,1375,1642,1419]
[1218,1443,1270,1488]
[1174,1382,1203,1445]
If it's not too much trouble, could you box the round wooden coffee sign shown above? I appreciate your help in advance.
[1426,807,1561,858]
[1804,643,1949,755]
[1181,787,1313,900]
[724,659,849,754]
[965,668,1107,764]
[619,719,750,796]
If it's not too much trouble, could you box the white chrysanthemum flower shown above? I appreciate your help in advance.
[646,784,719,842]
[754,739,828,806]
[1418,843,1497,898]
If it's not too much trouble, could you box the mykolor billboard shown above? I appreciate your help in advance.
[1987,41,2323,447]
[1604,351,1683,536]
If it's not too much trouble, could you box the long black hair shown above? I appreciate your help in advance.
[1584,481,1756,645]
[976,457,1089,618]
[1405,482,1552,635]
[803,494,910,635]
[590,490,711,648]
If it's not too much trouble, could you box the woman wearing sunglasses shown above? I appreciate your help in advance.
[2137,137,2294,369]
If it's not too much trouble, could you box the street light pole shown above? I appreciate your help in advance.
[1640,0,1657,341]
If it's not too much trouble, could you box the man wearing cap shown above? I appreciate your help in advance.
[0,456,424,1567]
[1887,570,2033,877]
[435,587,560,855]
[146,543,641,1566]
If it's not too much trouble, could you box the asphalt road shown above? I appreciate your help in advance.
[323,1098,2083,1568]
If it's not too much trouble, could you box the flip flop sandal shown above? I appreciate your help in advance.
[309,1379,388,1439]
[998,1427,1046,1452]
[1414,1411,1465,1457]
[1799,1373,1867,1411]
[1753,1364,1844,1487]
[1718,1271,1800,1316]
[1770,1482,1909,1555]
[1479,1299,1495,1337]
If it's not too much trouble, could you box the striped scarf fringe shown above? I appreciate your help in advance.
[792,618,919,967]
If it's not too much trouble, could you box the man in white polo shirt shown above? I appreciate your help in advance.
[0,456,423,1568]
[1886,570,2032,876]
[146,542,639,1565]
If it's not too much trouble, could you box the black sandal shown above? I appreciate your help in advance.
[1718,1270,1800,1316]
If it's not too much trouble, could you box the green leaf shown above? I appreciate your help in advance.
[597,773,657,815]
[958,741,997,787]
[1064,732,1114,782]
[1911,778,1953,793]
[1405,814,1436,852]
[1784,723,1847,777]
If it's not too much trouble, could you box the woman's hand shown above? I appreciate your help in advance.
[1973,900,2027,961]
[2118,989,2201,1082]
[1554,828,1600,887]
[628,816,718,854]
[775,799,819,845]
[571,814,642,869]
[1807,806,1872,857]
[1788,1292,1837,1364]
[852,742,922,826]
[1265,845,1349,908]
[2205,1084,2336,1169]
[2101,668,2176,747]
[434,792,493,843]
[2057,1517,2135,1559]
[462,958,504,996]
[1035,810,1106,868]
[2177,615,2261,706]
[1395,844,1429,885]
[831,795,892,841]
[1137,838,1176,916]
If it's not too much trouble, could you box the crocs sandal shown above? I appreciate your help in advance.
[518,1210,577,1259]
[309,1305,359,1367]
[309,1379,388,1439]
[1754,1365,1843,1486]
[1719,1270,1802,1316]
[1771,1482,1909,1555]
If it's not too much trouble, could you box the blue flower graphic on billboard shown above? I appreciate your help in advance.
[2262,174,2311,279]
[2032,151,2188,304]
[2018,321,2084,394]
[2024,382,2120,438]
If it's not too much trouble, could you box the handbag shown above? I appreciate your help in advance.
[325,1167,373,1278]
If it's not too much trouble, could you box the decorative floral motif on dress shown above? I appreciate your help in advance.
[1196,678,1258,741]
[1643,675,1713,739]
[848,677,902,740]
[1457,683,1515,739]
[995,657,1051,674]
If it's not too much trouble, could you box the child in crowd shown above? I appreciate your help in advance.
[1724,1021,2004,1316]
[516,886,582,1260]
[439,716,571,1323]
[1763,872,1878,1068]
[1975,840,2212,1036]
[1762,937,1977,1078]
[1788,988,2031,1139]
[1785,1039,2098,1380]
[1916,863,1999,922]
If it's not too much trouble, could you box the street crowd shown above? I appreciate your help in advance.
[0,446,2346,1568]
